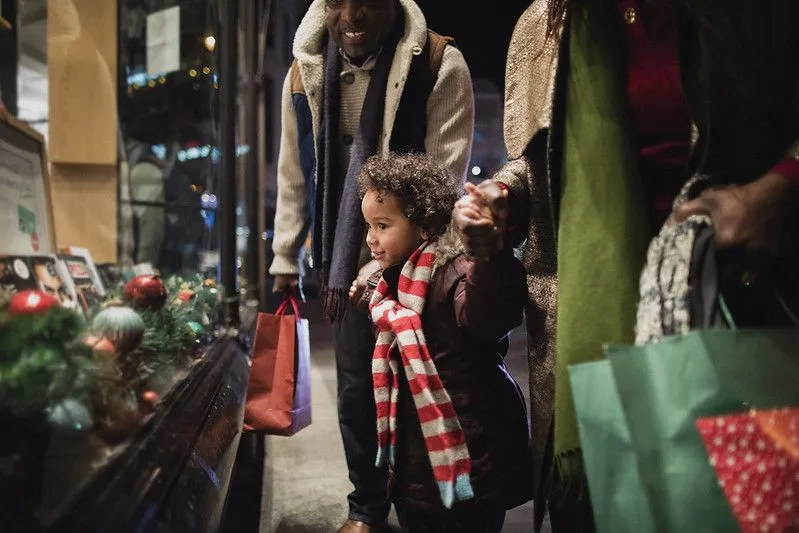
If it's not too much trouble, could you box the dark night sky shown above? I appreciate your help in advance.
[413,0,532,89]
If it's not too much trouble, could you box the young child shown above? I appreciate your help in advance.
[350,154,534,533]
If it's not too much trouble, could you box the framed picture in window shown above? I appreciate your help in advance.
[0,113,56,255]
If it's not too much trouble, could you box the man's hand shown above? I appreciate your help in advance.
[452,181,509,260]
[349,260,381,304]
[671,172,797,281]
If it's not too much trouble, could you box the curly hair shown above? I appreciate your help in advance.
[358,153,461,238]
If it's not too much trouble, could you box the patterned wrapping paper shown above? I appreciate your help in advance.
[696,408,799,533]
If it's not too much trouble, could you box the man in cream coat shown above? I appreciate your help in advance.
[270,1,474,531]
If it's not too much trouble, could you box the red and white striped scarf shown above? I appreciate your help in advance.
[369,241,474,508]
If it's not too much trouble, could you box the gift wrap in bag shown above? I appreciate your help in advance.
[571,328,799,532]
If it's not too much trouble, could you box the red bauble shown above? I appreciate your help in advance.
[8,290,60,316]
[91,337,118,358]
[124,274,167,310]
[83,334,101,348]
[177,289,195,303]
[140,390,159,412]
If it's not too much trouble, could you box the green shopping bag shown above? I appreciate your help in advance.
[605,328,799,533]
[569,360,656,533]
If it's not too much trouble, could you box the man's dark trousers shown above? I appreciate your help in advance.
[333,301,390,523]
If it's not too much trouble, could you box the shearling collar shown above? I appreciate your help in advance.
[293,0,428,71]
[432,226,465,273]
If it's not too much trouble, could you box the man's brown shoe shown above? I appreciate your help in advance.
[336,519,382,533]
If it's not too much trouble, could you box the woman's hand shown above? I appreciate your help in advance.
[452,181,509,260]
[671,172,797,281]
[673,173,795,251]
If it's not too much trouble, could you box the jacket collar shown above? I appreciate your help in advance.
[381,262,403,296]
[293,0,428,86]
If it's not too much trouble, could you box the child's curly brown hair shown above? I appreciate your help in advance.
[358,153,461,238]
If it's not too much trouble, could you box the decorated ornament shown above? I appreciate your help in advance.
[83,334,101,349]
[8,290,59,316]
[47,398,93,431]
[92,306,145,353]
[102,297,125,309]
[696,409,799,533]
[91,337,118,357]
[124,274,168,310]
[84,334,119,357]
[177,289,195,303]
[140,390,159,412]
[187,321,204,335]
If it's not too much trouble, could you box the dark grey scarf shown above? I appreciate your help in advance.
[314,33,399,322]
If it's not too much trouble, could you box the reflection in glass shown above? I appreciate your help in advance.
[119,0,221,279]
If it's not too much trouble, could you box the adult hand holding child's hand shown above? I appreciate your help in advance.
[453,181,509,260]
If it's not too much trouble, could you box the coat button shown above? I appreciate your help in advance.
[343,72,355,84]
[623,7,638,24]
[343,134,354,145]
[412,45,423,56]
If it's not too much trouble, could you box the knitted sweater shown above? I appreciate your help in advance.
[269,0,475,276]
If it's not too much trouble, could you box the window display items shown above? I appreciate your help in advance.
[58,247,106,297]
[7,289,59,316]
[47,397,94,432]
[0,304,94,530]
[83,334,119,358]
[91,305,146,354]
[176,286,195,303]
[96,262,127,290]
[57,254,105,314]
[0,119,54,257]
[187,320,203,336]
[0,255,79,312]
[124,273,167,310]
[0,305,93,420]
[140,390,159,413]
[0,266,226,527]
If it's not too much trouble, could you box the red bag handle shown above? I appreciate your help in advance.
[275,292,301,318]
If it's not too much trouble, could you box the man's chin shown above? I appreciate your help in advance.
[342,45,376,62]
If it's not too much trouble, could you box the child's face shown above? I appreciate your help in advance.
[362,190,427,269]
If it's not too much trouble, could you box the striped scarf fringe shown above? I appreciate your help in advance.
[369,241,474,508]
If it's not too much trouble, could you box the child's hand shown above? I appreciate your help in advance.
[349,278,366,303]
[455,183,495,224]
[453,181,509,260]
[349,260,382,305]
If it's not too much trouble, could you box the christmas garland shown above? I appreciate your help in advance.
[0,307,93,421]
[0,274,222,441]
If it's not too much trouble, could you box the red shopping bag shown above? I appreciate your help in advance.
[243,294,311,435]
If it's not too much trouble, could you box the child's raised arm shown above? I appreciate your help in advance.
[453,250,527,343]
